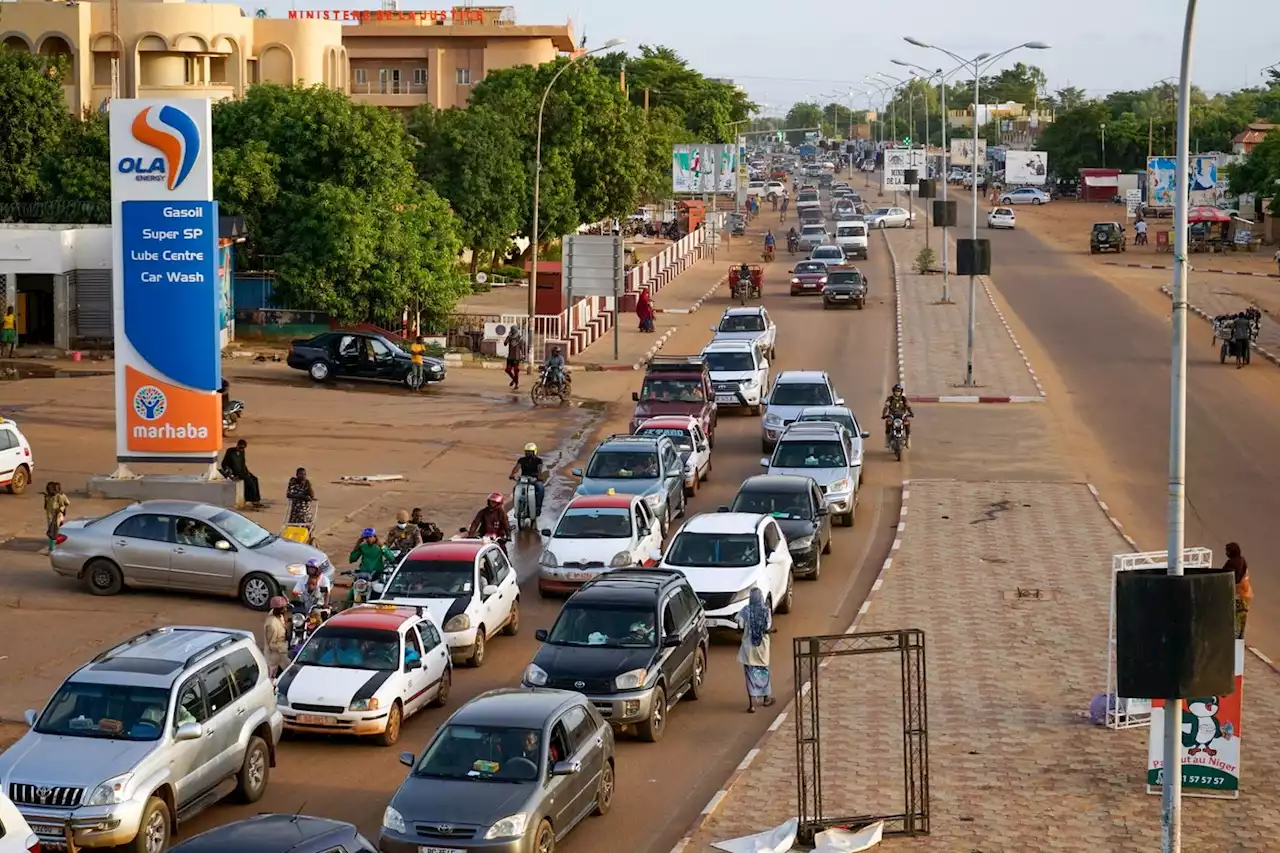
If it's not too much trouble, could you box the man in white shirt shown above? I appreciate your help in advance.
[1134,218,1148,245]
[292,560,332,611]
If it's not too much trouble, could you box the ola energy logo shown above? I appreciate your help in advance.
[119,106,201,190]
[132,385,168,420]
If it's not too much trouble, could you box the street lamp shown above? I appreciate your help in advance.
[1100,122,1107,167]
[875,71,913,148]
[528,37,625,367]
[904,36,1050,388]
[865,77,896,150]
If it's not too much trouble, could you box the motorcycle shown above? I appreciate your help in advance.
[512,475,540,530]
[287,600,332,656]
[455,527,511,557]
[345,546,402,603]
[222,398,244,432]
[531,366,571,406]
[887,416,909,462]
[787,235,799,255]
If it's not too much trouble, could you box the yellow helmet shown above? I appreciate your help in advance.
[524,443,538,453]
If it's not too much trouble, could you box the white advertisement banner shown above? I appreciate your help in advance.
[1147,155,1221,208]
[1005,150,1048,185]
[950,138,987,167]
[882,148,926,191]
[672,144,737,194]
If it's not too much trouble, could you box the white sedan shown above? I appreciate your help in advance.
[867,206,914,229]
[537,492,664,595]
[1000,187,1050,205]
[987,207,1017,229]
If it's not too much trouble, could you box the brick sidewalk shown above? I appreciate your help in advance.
[883,225,1044,403]
[678,480,1280,852]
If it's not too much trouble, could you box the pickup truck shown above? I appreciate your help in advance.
[630,355,718,447]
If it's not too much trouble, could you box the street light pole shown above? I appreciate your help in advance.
[529,38,624,370]
[1101,122,1107,168]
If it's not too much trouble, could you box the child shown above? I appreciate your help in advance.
[44,482,69,550]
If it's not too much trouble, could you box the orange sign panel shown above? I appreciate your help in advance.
[125,365,223,454]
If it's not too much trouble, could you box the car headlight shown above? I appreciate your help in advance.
[430,364,442,373]
[728,588,753,605]
[828,478,852,494]
[538,550,559,568]
[85,774,133,806]
[286,563,305,576]
[382,805,407,834]
[614,668,649,690]
[350,697,380,712]
[444,613,471,632]
[789,535,814,551]
[741,378,759,389]
[524,663,549,686]
[643,492,663,506]
[764,413,782,426]
[610,551,635,568]
[485,812,531,840]
[790,278,800,284]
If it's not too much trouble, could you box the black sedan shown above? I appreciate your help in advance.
[171,814,375,853]
[727,474,832,579]
[287,330,445,387]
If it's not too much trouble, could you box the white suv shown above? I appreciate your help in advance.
[0,417,33,495]
[834,220,868,259]
[660,512,793,629]
[701,339,770,414]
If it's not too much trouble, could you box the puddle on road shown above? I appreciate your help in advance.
[0,365,112,380]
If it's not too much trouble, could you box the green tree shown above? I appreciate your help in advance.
[1226,128,1280,212]
[0,48,71,205]
[782,102,823,144]
[38,111,111,222]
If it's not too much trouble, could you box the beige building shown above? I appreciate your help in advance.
[0,0,574,116]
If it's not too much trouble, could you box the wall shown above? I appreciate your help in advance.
[0,225,111,274]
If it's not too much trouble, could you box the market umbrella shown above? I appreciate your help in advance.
[1188,206,1232,223]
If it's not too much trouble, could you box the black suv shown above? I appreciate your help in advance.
[523,569,708,742]
[822,267,868,309]
[728,474,832,579]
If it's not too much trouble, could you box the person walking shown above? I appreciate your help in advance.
[503,326,526,390]
[1,305,16,359]
[636,288,656,333]
[408,335,427,391]
[735,588,776,713]
[1223,542,1252,639]
[262,596,290,678]
[44,481,69,551]
[779,192,790,222]
[220,438,263,507]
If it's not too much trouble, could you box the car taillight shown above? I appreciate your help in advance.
[54,534,67,546]
[23,446,30,456]
[27,835,41,853]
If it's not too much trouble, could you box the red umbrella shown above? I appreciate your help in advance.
[1188,206,1231,223]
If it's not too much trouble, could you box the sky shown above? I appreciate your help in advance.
[253,0,1280,112]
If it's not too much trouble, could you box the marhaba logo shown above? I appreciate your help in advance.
[132,385,168,420]
[120,106,201,190]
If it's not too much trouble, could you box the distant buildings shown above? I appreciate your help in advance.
[1232,122,1278,156]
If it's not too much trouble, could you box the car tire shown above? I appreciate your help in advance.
[637,685,667,742]
[234,735,270,802]
[467,629,486,668]
[534,819,555,853]
[308,361,331,382]
[376,702,403,747]
[822,535,832,555]
[503,599,520,636]
[685,477,697,498]
[6,464,29,495]
[239,573,278,611]
[85,558,124,596]
[687,646,707,701]
[430,666,452,708]
[839,511,854,528]
[1032,198,1043,205]
[593,759,616,816]
[127,797,170,853]
[807,547,822,581]
[700,460,711,482]
[777,574,794,614]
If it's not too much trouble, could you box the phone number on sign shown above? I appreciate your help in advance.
[1154,769,1232,787]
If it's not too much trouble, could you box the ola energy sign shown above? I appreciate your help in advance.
[110,99,221,461]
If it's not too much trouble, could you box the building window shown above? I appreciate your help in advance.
[455,67,471,85]
[413,67,427,86]
[354,67,367,85]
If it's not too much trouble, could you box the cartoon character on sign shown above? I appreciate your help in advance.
[130,106,201,191]
[1181,697,1231,756]
[133,385,168,421]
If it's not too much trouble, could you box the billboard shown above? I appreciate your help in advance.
[950,138,987,167]
[110,99,222,462]
[672,144,738,194]
[882,148,926,191]
[1147,155,1221,208]
[1005,151,1048,185]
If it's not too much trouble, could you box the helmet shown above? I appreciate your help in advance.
[305,559,323,578]
[487,491,505,507]
[361,527,376,538]
[552,346,562,355]
[524,443,538,454]
[893,383,904,393]
[268,595,288,611]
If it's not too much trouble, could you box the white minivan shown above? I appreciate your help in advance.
[834,220,868,260]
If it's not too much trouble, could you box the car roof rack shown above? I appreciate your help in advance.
[91,626,248,668]
[645,355,707,372]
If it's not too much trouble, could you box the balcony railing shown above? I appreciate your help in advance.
[351,80,428,95]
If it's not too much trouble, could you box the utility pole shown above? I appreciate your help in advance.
[643,88,649,113]
[109,0,121,101]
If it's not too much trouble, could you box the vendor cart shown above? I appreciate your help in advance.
[281,499,319,545]
[728,265,764,305]
[1212,309,1260,365]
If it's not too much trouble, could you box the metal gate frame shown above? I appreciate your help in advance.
[793,629,930,844]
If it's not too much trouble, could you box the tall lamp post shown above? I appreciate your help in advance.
[1100,122,1107,167]
[876,71,916,215]
[529,38,625,368]
[894,59,952,299]
[904,37,1050,388]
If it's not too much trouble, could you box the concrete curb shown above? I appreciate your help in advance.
[1158,285,1280,368]
[881,228,907,387]
[979,278,1047,399]
[667,481,913,853]
[907,394,1043,403]
[579,275,725,370]
[657,275,728,315]
[1109,261,1280,279]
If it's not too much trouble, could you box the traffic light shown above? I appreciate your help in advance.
[776,131,784,142]
[901,136,911,146]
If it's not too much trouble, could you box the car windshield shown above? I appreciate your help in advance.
[547,605,657,647]
[799,192,819,202]
[414,725,543,783]
[798,412,857,434]
[813,248,841,258]
[636,426,694,451]
[703,351,756,372]
[794,263,825,275]
[586,450,660,479]
[35,684,170,741]
[771,383,833,407]
[665,532,760,568]
[554,508,632,539]
[873,208,891,216]
[774,440,847,469]
[801,227,825,237]
[836,227,864,237]
[639,378,704,402]
[731,491,812,521]
[827,272,862,286]
[718,315,765,333]
[295,626,400,671]
[208,509,273,548]
[384,558,474,597]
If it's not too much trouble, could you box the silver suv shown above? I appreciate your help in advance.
[0,627,283,853]
[760,422,859,527]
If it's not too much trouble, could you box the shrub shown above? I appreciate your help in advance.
[913,247,938,275]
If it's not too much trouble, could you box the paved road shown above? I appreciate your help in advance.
[965,203,1280,656]
[170,183,900,851]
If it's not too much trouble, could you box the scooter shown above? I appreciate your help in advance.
[787,236,799,255]
[512,475,540,531]
[223,399,244,432]
[287,600,332,656]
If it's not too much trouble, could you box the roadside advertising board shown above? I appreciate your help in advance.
[1005,150,1048,185]
[109,99,221,462]
[882,148,926,191]
[950,138,987,167]
[672,144,738,194]
[1147,155,1222,208]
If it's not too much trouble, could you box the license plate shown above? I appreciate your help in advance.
[296,714,337,725]
[420,847,465,853]
[833,295,849,299]
[32,824,63,836]
[568,571,596,581]
[716,394,738,403]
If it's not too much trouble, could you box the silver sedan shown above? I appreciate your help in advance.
[49,500,333,609]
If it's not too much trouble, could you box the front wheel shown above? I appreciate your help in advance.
[503,599,520,636]
[234,736,270,802]
[534,819,555,853]
[7,464,29,495]
[530,383,548,405]
[893,440,903,462]
[376,702,403,747]
[308,361,331,382]
[593,759,616,815]
[777,573,794,614]
[467,629,486,668]
[127,797,170,853]
[637,686,667,742]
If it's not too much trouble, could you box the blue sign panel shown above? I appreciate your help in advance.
[121,200,221,392]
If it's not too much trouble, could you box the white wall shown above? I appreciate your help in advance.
[0,225,112,274]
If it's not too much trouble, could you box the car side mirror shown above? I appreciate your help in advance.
[399,751,416,768]
[173,722,203,742]
[571,468,583,478]
[535,628,549,642]
[834,397,845,406]
[23,709,37,727]
[662,634,682,648]
[860,431,870,439]
[815,506,830,516]
[551,759,582,777]
[631,392,640,402]
[214,539,232,551]
[540,528,552,537]
[405,657,422,671]
[759,457,770,468]
[482,584,500,598]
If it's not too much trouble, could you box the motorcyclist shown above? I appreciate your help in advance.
[349,528,394,575]
[543,346,566,390]
[736,261,751,294]
[291,560,332,611]
[468,492,512,540]
[386,509,423,554]
[881,383,914,448]
[509,443,547,516]
[787,226,799,251]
